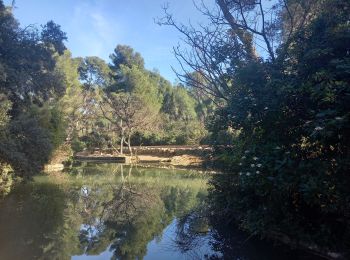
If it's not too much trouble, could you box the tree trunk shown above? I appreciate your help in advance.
[120,119,124,154]
[127,133,132,156]
[120,164,124,181]
[120,136,124,154]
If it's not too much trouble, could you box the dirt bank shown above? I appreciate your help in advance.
[136,154,204,166]
[44,144,73,172]
[74,145,212,168]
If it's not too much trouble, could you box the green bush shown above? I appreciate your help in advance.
[0,115,53,177]
[0,163,16,197]
[209,0,350,253]
[70,131,86,153]
[131,119,208,146]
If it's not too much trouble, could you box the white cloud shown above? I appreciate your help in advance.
[90,12,115,43]
[67,1,123,59]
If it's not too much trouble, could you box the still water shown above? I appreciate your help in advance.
[0,163,321,260]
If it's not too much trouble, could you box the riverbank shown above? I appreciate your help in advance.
[72,145,213,168]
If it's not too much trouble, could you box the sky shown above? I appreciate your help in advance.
[4,0,214,83]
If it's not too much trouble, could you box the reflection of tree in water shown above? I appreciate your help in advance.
[76,165,209,259]
[167,190,212,260]
[206,219,251,260]
[0,164,209,259]
[0,182,70,259]
[205,215,319,260]
[77,164,163,259]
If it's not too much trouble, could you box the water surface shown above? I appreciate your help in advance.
[0,163,214,260]
[0,163,322,260]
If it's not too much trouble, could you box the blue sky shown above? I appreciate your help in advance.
[5,0,213,83]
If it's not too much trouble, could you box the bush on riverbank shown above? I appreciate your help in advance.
[208,0,350,255]
[0,163,16,197]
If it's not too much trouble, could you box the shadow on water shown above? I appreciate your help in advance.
[167,200,323,260]
[0,163,323,260]
[0,182,67,259]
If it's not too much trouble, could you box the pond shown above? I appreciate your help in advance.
[0,163,321,260]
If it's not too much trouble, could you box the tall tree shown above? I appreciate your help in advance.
[41,20,67,55]
[100,92,157,154]
[55,50,84,141]
[158,0,320,102]
[161,0,350,254]
[79,56,112,90]
[0,1,66,113]
[101,46,162,152]
[110,44,144,71]
[0,0,67,178]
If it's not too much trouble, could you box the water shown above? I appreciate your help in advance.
[0,163,322,260]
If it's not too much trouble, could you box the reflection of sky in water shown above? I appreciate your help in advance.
[145,219,216,260]
[80,223,101,240]
[72,246,114,260]
[72,219,215,260]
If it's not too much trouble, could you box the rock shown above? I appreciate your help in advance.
[44,164,64,172]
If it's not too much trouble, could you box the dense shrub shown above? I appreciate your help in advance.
[209,0,350,253]
[0,115,53,177]
[131,119,208,146]
[70,131,86,153]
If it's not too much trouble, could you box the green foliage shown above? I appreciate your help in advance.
[0,2,66,111]
[100,45,210,148]
[131,118,208,146]
[209,0,350,253]
[0,114,53,177]
[80,132,110,151]
[79,56,112,90]
[0,163,15,197]
[55,50,81,94]
[110,44,144,71]
[47,106,67,148]
[118,64,162,111]
[186,72,216,123]
[164,119,208,145]
[161,85,197,121]
[41,20,67,55]
[0,94,11,129]
[0,1,67,183]
[71,131,86,153]
[29,104,67,149]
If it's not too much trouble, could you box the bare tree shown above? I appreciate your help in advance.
[157,0,320,102]
[99,92,157,155]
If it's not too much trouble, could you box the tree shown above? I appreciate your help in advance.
[0,0,67,180]
[79,56,112,90]
[55,50,84,141]
[0,115,53,176]
[109,45,145,86]
[185,72,216,124]
[161,85,197,121]
[100,92,157,154]
[102,47,162,151]
[110,44,144,71]
[161,0,350,254]
[158,0,320,102]
[0,94,11,129]
[41,20,67,55]
[0,3,66,112]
